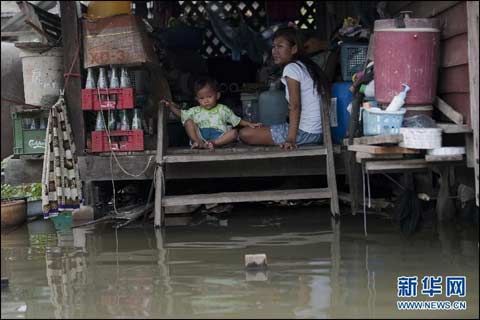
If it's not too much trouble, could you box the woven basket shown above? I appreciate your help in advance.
[399,127,442,149]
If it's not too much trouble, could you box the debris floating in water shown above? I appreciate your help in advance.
[245,254,268,270]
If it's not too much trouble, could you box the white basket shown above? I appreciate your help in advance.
[399,127,442,149]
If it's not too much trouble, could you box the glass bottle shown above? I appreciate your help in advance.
[85,68,96,89]
[95,111,105,131]
[131,109,142,130]
[39,117,47,129]
[109,66,120,88]
[108,111,117,130]
[119,110,130,131]
[97,67,108,89]
[30,118,38,130]
[120,67,131,88]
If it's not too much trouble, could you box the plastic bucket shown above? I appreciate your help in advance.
[19,47,64,106]
[362,108,406,136]
[331,82,352,143]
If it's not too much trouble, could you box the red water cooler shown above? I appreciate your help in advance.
[374,15,441,106]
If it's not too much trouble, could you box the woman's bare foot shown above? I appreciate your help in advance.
[190,141,202,149]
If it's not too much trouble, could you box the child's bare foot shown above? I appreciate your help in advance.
[204,141,214,150]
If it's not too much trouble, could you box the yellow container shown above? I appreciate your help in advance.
[87,1,131,19]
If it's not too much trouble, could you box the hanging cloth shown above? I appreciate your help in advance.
[41,91,83,219]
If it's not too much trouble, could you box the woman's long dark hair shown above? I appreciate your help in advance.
[273,27,331,101]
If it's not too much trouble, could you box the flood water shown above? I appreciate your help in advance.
[1,205,479,319]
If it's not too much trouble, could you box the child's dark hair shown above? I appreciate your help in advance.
[273,27,331,101]
[194,76,218,95]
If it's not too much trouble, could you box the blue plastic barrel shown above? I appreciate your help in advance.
[331,82,352,144]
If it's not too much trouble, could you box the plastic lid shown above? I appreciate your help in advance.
[374,18,440,31]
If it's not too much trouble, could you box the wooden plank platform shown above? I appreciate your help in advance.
[355,152,403,163]
[425,154,464,162]
[343,134,403,146]
[437,123,473,133]
[365,159,430,172]
[162,188,331,207]
[164,145,328,163]
[347,145,419,154]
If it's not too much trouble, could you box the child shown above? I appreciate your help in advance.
[162,76,262,149]
[239,27,330,150]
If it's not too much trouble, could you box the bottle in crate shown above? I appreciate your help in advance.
[110,66,120,88]
[95,111,105,131]
[119,110,130,131]
[108,111,117,130]
[131,109,142,130]
[120,67,131,88]
[85,68,96,89]
[98,67,108,89]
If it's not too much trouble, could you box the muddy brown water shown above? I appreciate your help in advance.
[1,206,478,319]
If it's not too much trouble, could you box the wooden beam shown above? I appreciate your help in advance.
[365,159,430,172]
[467,0,479,205]
[355,152,403,163]
[436,97,464,124]
[59,2,84,155]
[154,104,167,228]
[344,134,403,146]
[425,154,464,162]
[162,188,332,207]
[347,145,419,154]
[153,69,171,228]
[163,147,327,163]
[437,123,472,134]
[321,98,340,216]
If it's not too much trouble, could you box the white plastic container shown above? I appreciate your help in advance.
[399,127,442,149]
[427,147,465,156]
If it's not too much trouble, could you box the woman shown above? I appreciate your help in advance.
[239,27,331,150]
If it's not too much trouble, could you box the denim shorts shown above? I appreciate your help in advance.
[198,127,225,141]
[270,123,323,145]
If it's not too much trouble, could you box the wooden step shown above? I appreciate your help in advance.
[347,144,419,154]
[162,188,332,207]
[437,123,472,134]
[163,146,328,163]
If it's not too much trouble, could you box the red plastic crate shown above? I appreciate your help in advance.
[91,130,144,152]
[82,88,135,110]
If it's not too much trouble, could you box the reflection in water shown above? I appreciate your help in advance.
[1,207,479,319]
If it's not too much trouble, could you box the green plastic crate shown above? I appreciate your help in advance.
[12,110,49,155]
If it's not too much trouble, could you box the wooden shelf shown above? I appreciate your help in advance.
[162,188,332,207]
[163,145,328,163]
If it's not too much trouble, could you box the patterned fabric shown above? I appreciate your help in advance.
[180,104,241,133]
[41,93,82,219]
[270,122,323,145]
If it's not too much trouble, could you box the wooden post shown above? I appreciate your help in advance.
[59,2,85,155]
[154,103,167,227]
[322,98,340,216]
[467,0,479,206]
